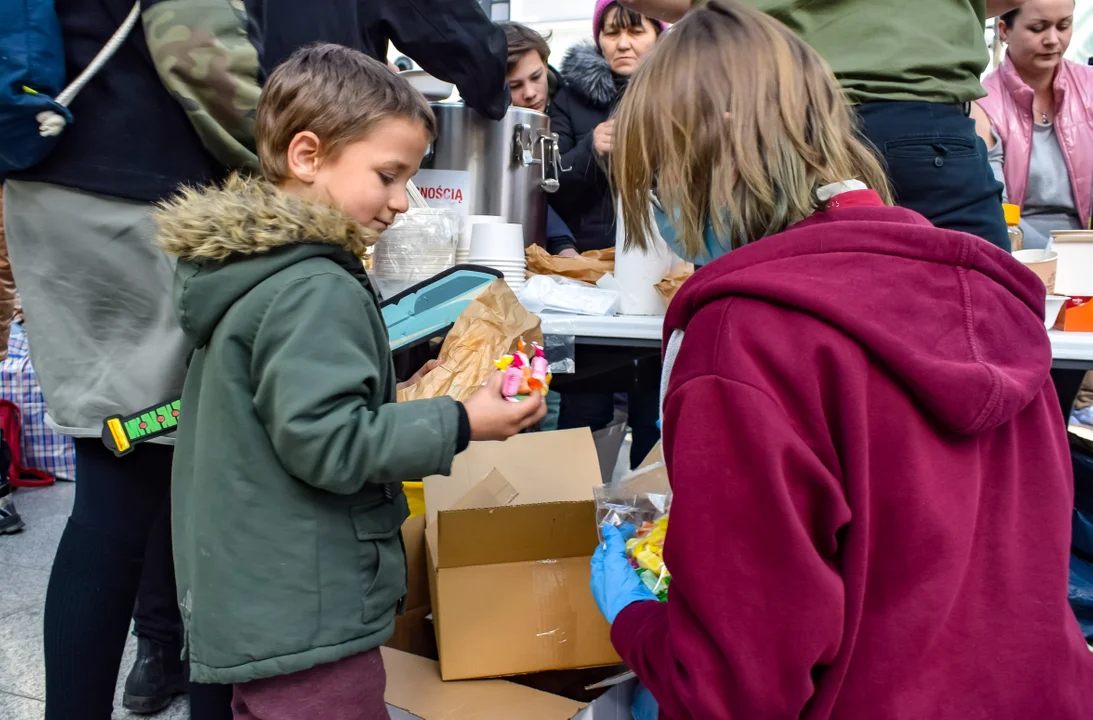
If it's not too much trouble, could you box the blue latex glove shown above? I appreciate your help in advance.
[590,523,657,624]
[632,682,660,720]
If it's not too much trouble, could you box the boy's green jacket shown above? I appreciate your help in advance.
[156,176,462,684]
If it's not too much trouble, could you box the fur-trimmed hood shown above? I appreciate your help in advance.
[156,174,376,261]
[559,41,623,110]
[157,175,377,347]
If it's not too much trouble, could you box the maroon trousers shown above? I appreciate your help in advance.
[232,648,389,720]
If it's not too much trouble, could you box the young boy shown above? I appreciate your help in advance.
[156,43,545,719]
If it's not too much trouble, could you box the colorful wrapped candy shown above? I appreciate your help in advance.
[626,515,670,601]
[494,338,552,402]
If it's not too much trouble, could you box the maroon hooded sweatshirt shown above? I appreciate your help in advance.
[611,201,1093,719]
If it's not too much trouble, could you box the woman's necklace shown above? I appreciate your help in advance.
[1033,106,1051,124]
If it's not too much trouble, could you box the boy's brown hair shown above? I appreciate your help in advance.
[501,22,552,72]
[256,43,436,183]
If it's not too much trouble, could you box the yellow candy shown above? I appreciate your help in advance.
[645,528,667,548]
[494,356,513,371]
[636,549,664,575]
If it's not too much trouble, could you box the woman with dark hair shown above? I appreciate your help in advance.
[549,1,664,258]
[548,1,666,468]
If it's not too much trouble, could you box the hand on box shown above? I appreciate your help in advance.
[397,359,441,392]
[590,523,657,624]
[463,372,546,441]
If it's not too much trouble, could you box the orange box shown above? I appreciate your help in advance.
[1064,298,1093,332]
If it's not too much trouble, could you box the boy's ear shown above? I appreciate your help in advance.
[286,131,324,183]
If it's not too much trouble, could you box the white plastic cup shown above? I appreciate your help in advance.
[469,223,524,262]
[458,215,506,253]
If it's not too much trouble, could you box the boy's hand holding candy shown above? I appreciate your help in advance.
[463,372,546,441]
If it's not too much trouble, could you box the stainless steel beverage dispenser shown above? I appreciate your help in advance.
[416,103,564,247]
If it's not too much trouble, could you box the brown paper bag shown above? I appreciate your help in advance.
[525,244,615,284]
[397,280,543,403]
[655,263,694,306]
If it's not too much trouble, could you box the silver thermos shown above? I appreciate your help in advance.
[418,103,564,248]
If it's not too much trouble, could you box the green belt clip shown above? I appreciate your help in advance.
[102,398,182,457]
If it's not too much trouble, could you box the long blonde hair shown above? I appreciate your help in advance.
[614,0,891,257]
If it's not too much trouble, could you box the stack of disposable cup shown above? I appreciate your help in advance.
[456,214,506,265]
[467,222,526,294]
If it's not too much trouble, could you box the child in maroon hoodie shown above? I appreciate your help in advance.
[590,2,1093,718]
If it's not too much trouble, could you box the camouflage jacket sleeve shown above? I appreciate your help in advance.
[141,0,261,173]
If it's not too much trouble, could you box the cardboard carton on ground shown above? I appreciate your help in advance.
[383,647,635,719]
[385,515,439,660]
[423,428,620,681]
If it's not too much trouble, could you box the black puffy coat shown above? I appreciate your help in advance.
[548,42,628,255]
[247,0,510,121]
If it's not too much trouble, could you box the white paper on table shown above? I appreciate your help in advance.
[518,274,620,316]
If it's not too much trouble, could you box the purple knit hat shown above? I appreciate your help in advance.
[593,0,668,50]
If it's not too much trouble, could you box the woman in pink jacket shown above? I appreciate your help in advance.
[972,0,1093,248]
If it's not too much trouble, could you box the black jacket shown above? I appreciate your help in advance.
[14,0,509,204]
[13,0,225,203]
[548,42,626,255]
[247,0,510,120]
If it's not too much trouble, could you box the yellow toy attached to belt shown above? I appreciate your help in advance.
[102,398,181,456]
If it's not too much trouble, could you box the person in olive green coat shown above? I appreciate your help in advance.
[155,45,544,715]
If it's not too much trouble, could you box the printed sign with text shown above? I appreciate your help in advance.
[411,169,472,217]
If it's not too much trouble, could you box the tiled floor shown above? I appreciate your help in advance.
[0,483,188,720]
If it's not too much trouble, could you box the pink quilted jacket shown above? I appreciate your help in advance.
[979,56,1093,227]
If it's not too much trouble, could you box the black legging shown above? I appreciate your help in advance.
[43,439,231,720]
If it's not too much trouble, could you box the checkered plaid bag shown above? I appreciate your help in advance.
[0,323,76,481]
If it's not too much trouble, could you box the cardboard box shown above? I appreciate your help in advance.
[385,515,438,660]
[383,647,587,719]
[638,441,662,469]
[402,515,430,611]
[383,647,637,720]
[386,605,438,660]
[423,428,620,680]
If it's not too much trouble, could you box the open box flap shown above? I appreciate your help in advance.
[638,441,662,469]
[436,501,598,569]
[449,469,520,511]
[424,428,601,527]
[382,647,587,719]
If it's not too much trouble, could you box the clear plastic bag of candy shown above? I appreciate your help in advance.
[594,462,673,601]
